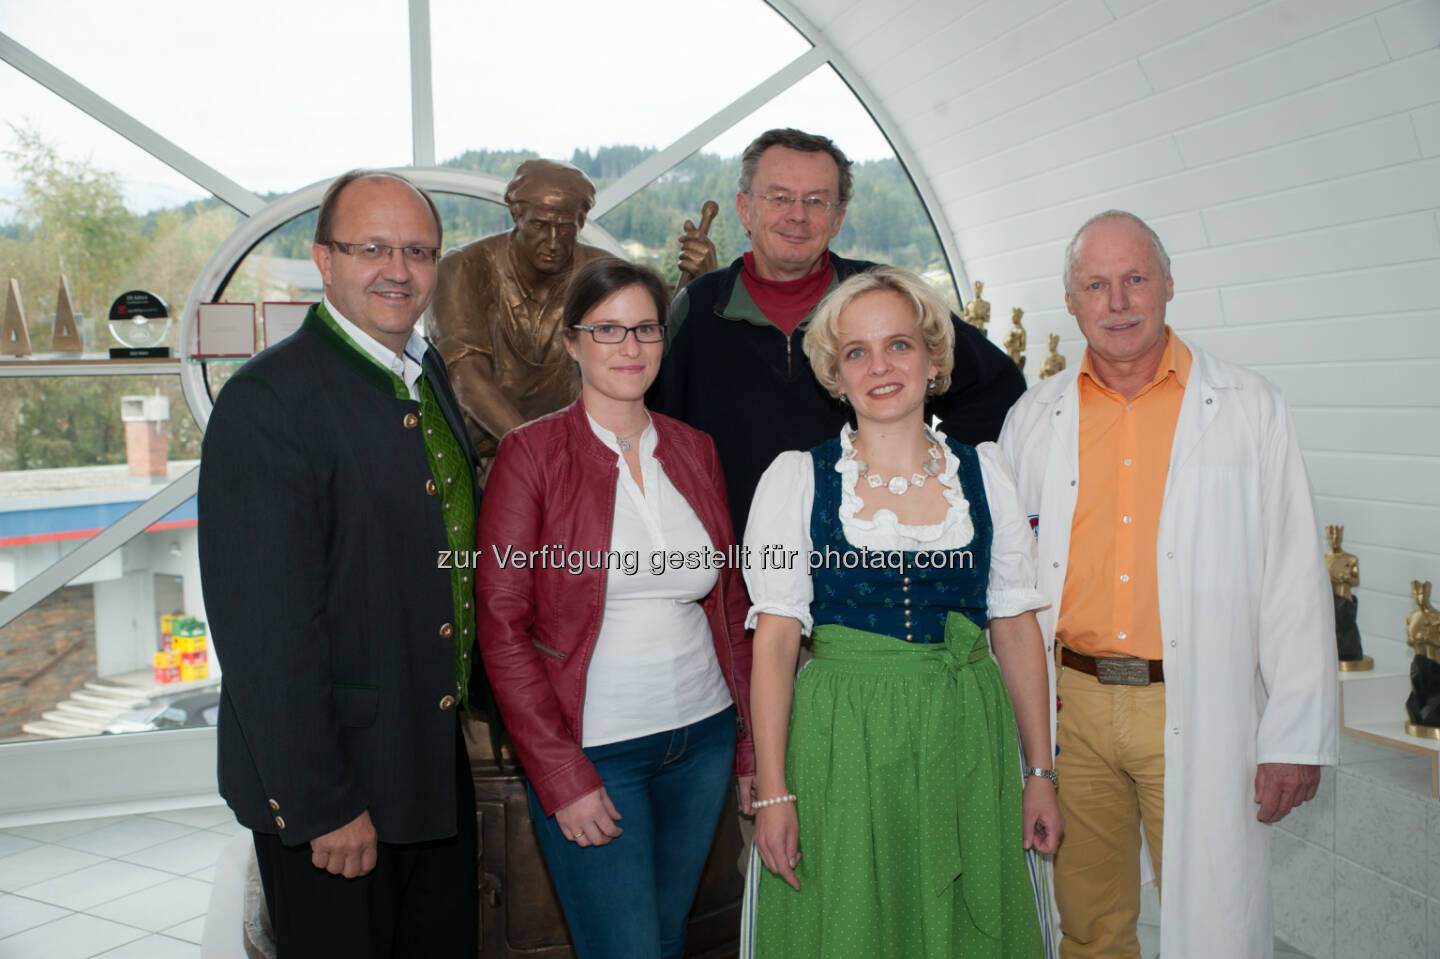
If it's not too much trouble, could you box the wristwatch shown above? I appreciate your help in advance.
[1025,767,1059,788]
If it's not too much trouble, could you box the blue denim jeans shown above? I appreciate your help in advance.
[527,706,737,959]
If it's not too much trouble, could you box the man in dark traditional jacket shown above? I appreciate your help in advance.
[199,170,488,957]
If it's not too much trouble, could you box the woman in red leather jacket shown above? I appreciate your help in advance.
[475,258,755,959]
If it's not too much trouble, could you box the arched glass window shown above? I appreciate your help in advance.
[0,1,961,813]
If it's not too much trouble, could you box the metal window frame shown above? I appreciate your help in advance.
[0,0,963,822]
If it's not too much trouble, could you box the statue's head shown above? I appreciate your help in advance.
[1048,333,1060,350]
[505,160,596,276]
[1415,580,1432,608]
[973,280,984,296]
[1012,307,1024,324]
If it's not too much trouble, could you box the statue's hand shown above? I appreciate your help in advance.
[678,221,718,280]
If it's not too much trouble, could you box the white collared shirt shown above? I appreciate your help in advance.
[325,296,427,400]
[580,412,732,747]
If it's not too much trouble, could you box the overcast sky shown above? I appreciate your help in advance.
[0,0,895,215]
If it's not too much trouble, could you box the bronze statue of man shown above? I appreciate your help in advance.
[429,159,609,468]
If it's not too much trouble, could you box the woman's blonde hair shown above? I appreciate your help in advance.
[803,266,955,398]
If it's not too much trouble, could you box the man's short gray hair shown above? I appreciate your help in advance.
[1062,210,1171,292]
[738,128,854,204]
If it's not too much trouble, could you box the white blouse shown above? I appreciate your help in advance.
[742,426,1048,634]
[581,413,733,747]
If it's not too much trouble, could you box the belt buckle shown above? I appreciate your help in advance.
[1095,658,1151,686]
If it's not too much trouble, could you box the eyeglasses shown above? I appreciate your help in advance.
[570,323,665,344]
[325,241,440,265]
[749,193,842,215]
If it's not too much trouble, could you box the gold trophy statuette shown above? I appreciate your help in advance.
[1404,579,1440,739]
[1325,525,1371,671]
[1003,307,1026,371]
[962,280,990,334]
[1038,333,1066,380]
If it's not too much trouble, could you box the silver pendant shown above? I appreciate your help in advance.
[887,475,909,496]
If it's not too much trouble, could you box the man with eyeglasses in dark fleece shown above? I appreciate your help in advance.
[649,128,1024,539]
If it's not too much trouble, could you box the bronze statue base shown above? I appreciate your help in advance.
[1337,655,1374,672]
[1404,720,1440,740]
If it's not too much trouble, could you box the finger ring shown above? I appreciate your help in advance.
[573,831,585,840]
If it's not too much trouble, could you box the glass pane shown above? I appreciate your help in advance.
[0,65,210,213]
[599,64,960,310]
[211,193,514,311]
[0,488,212,744]
[0,374,198,473]
[430,0,810,179]
[193,192,511,405]
[597,151,746,286]
[3,0,412,195]
[1,68,244,360]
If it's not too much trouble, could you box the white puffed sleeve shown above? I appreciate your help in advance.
[976,442,1049,619]
[742,451,816,634]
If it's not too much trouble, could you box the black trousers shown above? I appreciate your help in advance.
[253,730,478,958]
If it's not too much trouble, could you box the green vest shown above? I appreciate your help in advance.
[316,304,477,707]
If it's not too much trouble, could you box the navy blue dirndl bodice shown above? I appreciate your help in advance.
[808,437,992,643]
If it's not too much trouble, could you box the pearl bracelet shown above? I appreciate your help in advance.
[753,793,797,808]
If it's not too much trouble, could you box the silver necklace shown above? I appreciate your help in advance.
[616,422,648,451]
[855,441,944,496]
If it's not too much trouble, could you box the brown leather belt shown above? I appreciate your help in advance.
[1061,646,1164,685]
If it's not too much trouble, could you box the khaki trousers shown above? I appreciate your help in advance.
[1054,663,1166,959]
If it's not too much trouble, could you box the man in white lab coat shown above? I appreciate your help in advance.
[999,210,1338,959]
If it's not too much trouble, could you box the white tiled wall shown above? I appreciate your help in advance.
[806,0,1440,665]
[1267,736,1438,959]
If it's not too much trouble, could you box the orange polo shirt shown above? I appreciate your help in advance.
[1056,330,1191,661]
